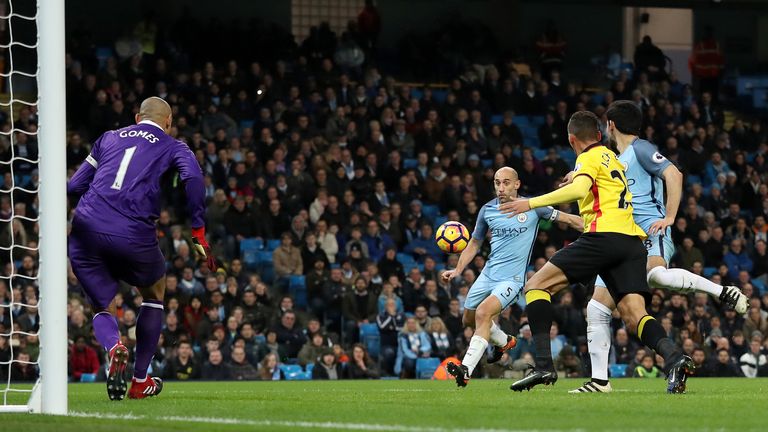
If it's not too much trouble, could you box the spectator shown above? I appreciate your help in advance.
[724,239,753,280]
[632,354,663,378]
[343,277,378,340]
[312,349,345,380]
[377,298,405,375]
[739,339,768,378]
[634,36,667,82]
[201,350,230,381]
[273,232,303,280]
[258,352,282,381]
[298,333,327,367]
[711,348,744,377]
[689,26,725,97]
[271,311,307,358]
[347,343,380,379]
[394,317,431,378]
[228,345,258,380]
[743,307,768,338]
[165,341,201,380]
[426,317,453,360]
[70,335,99,381]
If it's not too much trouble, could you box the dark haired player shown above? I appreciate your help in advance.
[500,111,693,394]
[567,101,746,393]
[68,97,216,400]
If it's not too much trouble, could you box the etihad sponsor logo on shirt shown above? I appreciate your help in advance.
[119,129,160,143]
[491,226,528,238]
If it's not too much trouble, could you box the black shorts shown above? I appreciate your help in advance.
[549,232,649,302]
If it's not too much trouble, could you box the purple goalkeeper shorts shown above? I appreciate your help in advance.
[68,230,166,310]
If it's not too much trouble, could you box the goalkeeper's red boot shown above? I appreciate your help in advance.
[106,343,129,401]
[127,376,164,399]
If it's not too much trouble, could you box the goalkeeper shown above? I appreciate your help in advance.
[67,97,215,400]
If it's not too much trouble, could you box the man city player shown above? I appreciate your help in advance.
[442,167,583,387]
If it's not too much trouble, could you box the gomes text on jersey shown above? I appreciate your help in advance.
[472,198,558,283]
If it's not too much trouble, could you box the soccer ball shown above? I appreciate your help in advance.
[435,221,470,254]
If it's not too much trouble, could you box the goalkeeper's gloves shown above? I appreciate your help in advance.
[191,227,217,271]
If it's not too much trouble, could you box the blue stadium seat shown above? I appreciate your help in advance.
[533,149,547,161]
[280,364,306,380]
[512,117,530,128]
[239,120,255,131]
[703,267,717,278]
[521,125,539,139]
[422,204,440,222]
[523,137,539,148]
[431,89,448,103]
[242,250,259,270]
[751,278,767,295]
[433,216,448,230]
[289,275,308,309]
[530,116,546,127]
[490,114,504,125]
[265,239,282,251]
[80,373,97,383]
[685,175,701,187]
[359,323,380,358]
[415,357,441,379]
[305,363,314,374]
[397,252,416,266]
[410,89,423,100]
[403,158,418,169]
[481,159,493,169]
[591,93,606,106]
[609,364,628,378]
[240,238,263,253]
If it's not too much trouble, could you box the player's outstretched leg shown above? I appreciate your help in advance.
[618,295,693,394]
[129,298,165,399]
[647,266,748,313]
[569,297,613,394]
[510,289,558,392]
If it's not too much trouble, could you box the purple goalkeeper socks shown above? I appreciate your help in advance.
[93,312,120,351]
[133,299,164,380]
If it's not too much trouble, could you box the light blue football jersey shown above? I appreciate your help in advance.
[618,138,672,232]
[472,198,558,284]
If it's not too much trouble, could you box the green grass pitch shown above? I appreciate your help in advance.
[2,379,767,431]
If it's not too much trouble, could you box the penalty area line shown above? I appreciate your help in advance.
[68,411,583,432]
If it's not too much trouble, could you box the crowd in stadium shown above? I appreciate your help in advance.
[1,7,768,383]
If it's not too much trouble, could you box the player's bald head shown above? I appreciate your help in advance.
[138,97,172,126]
[494,166,518,181]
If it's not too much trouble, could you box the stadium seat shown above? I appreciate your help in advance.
[685,175,701,187]
[530,116,546,127]
[751,278,767,295]
[305,363,314,374]
[239,120,255,131]
[422,204,440,221]
[280,364,307,381]
[415,357,441,379]
[512,116,530,128]
[431,89,448,103]
[410,89,423,100]
[703,267,717,278]
[433,216,448,230]
[397,253,416,266]
[265,239,282,251]
[80,373,97,383]
[359,323,380,358]
[403,158,418,169]
[240,238,263,253]
[533,148,547,161]
[523,137,539,147]
[490,114,503,125]
[609,364,628,378]
[481,159,493,168]
[289,275,308,309]
[521,125,538,139]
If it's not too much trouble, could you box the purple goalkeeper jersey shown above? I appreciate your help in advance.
[68,120,205,241]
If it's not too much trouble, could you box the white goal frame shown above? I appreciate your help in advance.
[1,0,67,415]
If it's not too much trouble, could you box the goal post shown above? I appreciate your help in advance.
[37,0,68,415]
[0,0,68,415]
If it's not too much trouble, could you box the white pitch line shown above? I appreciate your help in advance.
[68,411,584,432]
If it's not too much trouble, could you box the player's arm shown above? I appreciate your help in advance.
[67,160,96,195]
[554,211,584,231]
[498,175,593,216]
[634,141,680,235]
[649,164,683,235]
[172,144,216,270]
[67,133,107,196]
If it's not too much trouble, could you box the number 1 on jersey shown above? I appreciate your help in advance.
[111,146,137,190]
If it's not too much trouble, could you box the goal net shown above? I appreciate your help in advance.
[0,0,67,415]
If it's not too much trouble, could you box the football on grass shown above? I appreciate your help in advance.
[435,221,470,254]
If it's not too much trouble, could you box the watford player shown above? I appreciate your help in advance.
[499,111,693,394]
